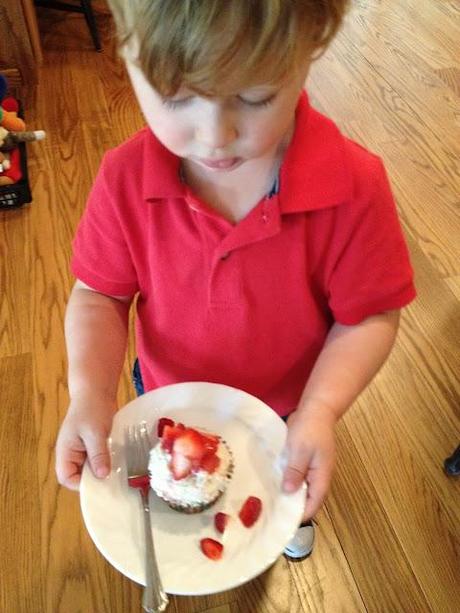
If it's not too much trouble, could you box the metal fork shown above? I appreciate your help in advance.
[124,423,169,612]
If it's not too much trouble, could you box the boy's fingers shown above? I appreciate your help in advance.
[55,451,83,490]
[59,463,82,491]
[303,465,332,520]
[85,434,111,479]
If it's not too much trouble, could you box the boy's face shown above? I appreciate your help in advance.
[126,60,308,173]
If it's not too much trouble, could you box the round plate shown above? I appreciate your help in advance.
[80,382,306,595]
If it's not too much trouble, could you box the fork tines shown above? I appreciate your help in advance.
[124,422,151,475]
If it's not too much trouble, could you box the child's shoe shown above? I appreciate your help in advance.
[283,520,315,559]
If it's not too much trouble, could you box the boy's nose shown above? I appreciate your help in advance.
[195,105,237,151]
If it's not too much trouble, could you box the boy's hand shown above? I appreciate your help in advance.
[55,394,117,491]
[281,404,337,521]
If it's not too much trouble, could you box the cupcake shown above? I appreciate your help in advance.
[148,418,234,513]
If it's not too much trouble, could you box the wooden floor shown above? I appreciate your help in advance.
[1,1,459,611]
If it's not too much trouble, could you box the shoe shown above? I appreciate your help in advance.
[444,445,460,476]
[283,520,315,560]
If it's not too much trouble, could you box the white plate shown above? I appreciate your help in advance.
[80,382,306,595]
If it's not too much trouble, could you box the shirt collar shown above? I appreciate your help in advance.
[141,90,353,209]
[279,91,353,212]
[141,130,183,201]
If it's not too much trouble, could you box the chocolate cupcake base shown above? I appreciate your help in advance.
[166,489,226,514]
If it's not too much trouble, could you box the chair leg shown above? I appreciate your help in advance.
[81,0,102,51]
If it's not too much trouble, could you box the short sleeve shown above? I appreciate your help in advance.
[71,155,140,296]
[327,157,416,325]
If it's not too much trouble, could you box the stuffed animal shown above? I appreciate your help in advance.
[0,75,46,188]
[0,105,26,132]
[0,74,25,131]
[0,149,18,186]
[0,151,10,171]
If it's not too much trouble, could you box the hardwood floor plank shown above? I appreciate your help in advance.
[327,421,432,612]
[332,240,460,611]
[309,5,460,279]
[201,606,233,613]
[444,276,460,302]
[351,0,460,70]
[380,141,459,278]
[0,209,31,357]
[434,67,460,98]
[327,33,459,198]
[287,509,367,613]
[0,353,46,612]
[171,556,303,613]
[340,5,460,131]
[393,0,460,68]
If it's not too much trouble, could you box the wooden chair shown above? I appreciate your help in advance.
[34,0,101,51]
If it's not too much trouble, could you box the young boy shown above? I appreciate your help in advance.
[56,0,415,559]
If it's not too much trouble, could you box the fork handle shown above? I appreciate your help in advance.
[140,490,169,612]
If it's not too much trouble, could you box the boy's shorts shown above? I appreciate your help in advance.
[132,358,145,397]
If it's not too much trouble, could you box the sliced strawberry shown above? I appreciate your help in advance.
[201,433,219,455]
[173,428,207,460]
[238,496,262,527]
[161,424,185,453]
[200,452,220,473]
[169,452,192,480]
[200,538,223,560]
[203,437,219,455]
[214,512,230,534]
[157,417,174,438]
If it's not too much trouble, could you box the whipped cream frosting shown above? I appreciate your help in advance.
[149,438,232,506]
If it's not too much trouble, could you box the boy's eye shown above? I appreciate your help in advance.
[238,94,276,108]
[161,96,193,110]
[161,93,276,109]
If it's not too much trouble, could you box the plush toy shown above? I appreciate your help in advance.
[0,105,26,131]
[0,74,46,188]
[0,151,10,171]
[0,74,25,132]
[0,87,26,132]
[0,149,19,186]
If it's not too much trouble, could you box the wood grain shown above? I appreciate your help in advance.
[0,354,46,613]
[0,1,459,612]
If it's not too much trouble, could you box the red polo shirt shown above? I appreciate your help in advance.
[71,92,415,416]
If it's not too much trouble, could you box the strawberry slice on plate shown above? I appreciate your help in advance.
[200,538,223,560]
[238,496,262,527]
[214,512,230,534]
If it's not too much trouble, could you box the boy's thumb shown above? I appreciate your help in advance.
[282,465,306,493]
[86,435,111,479]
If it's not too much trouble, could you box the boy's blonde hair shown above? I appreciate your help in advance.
[108,0,349,96]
